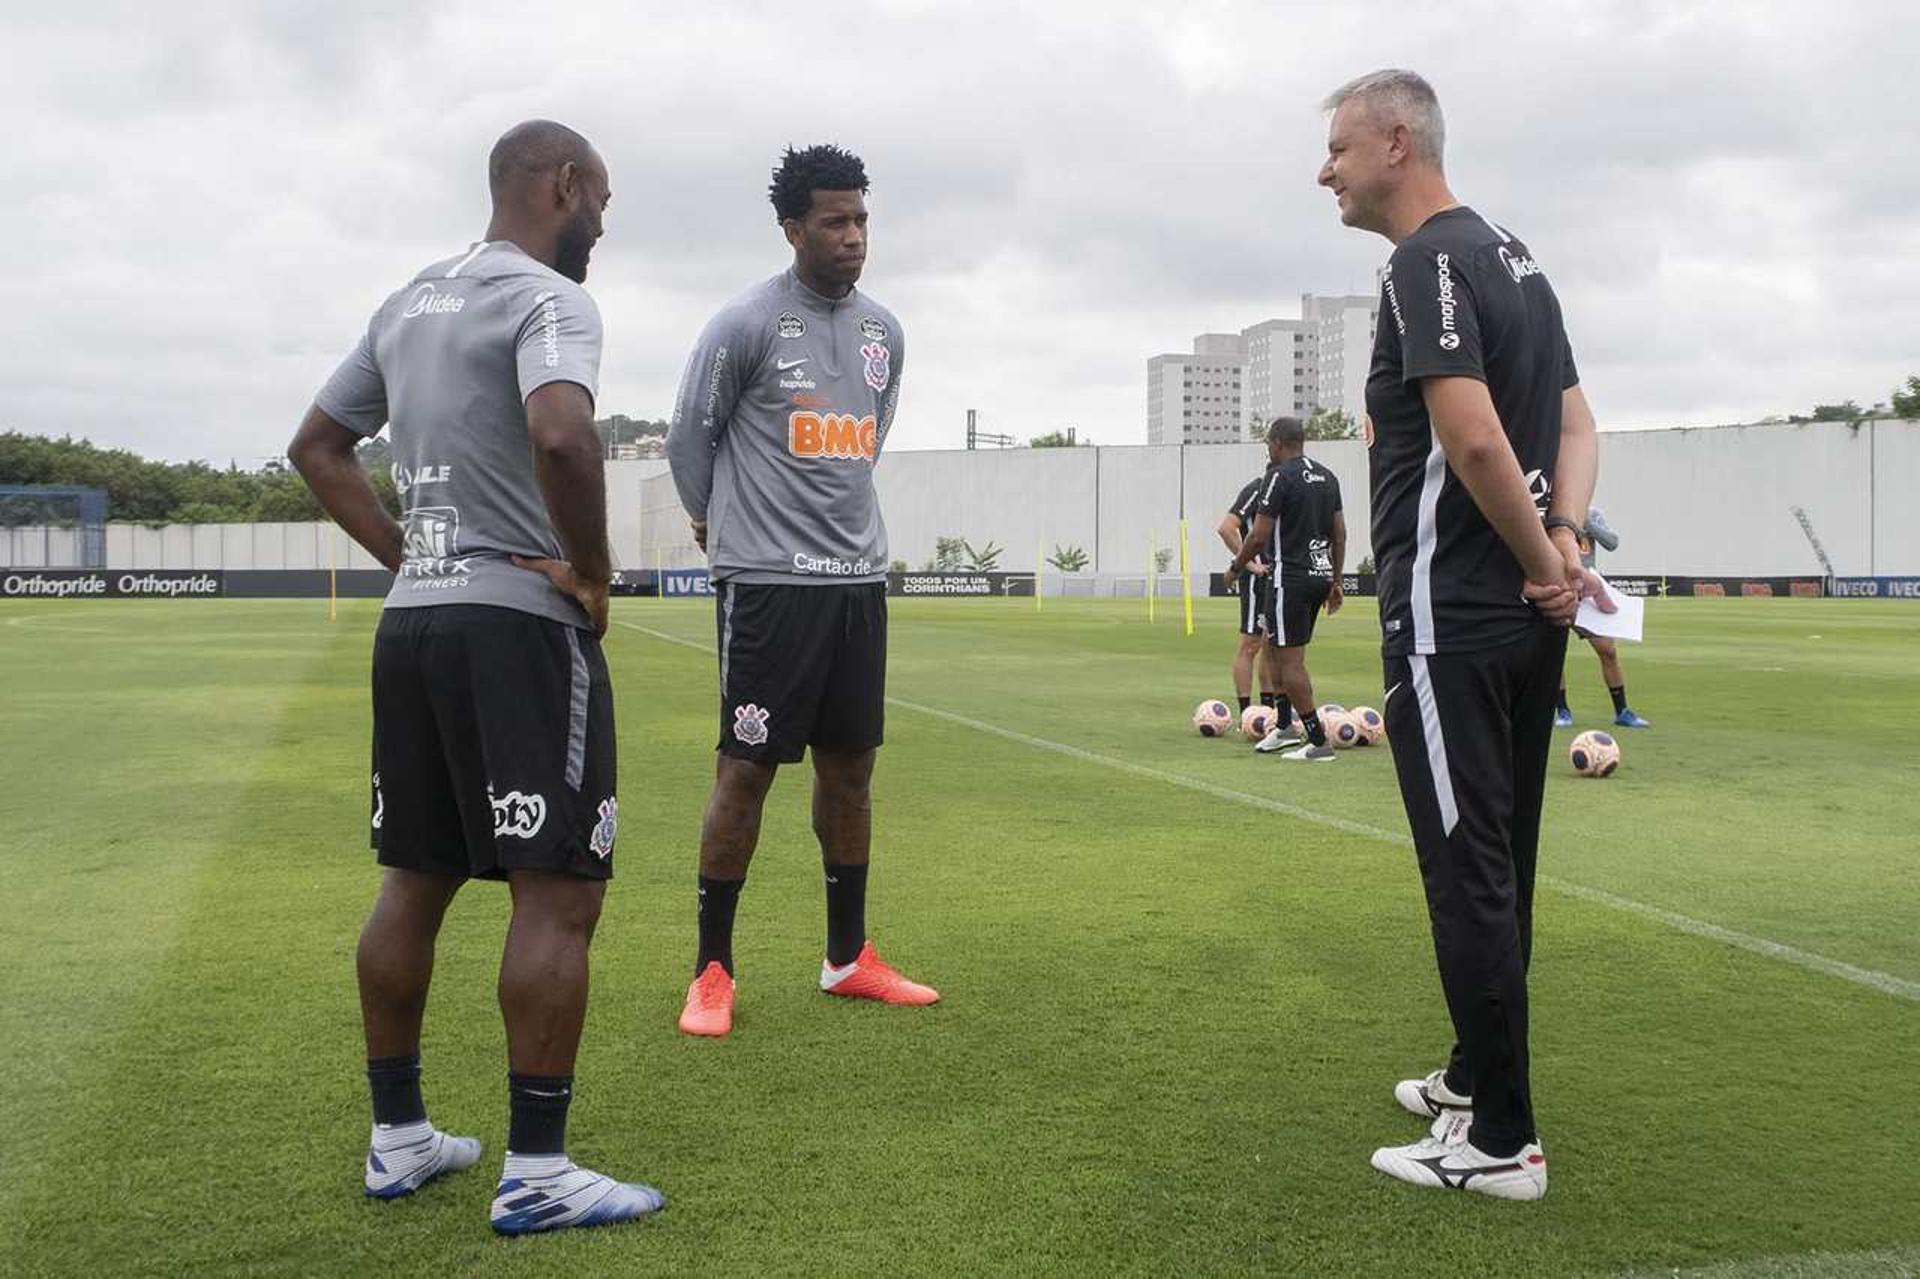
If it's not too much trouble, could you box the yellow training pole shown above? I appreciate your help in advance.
[1179,519,1194,636]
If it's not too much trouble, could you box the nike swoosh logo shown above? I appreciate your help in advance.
[825,875,839,884]
[776,357,809,370]
[1383,681,1403,705]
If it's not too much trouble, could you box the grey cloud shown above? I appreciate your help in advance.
[1,0,1915,463]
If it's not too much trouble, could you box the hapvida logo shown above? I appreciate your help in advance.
[788,411,877,460]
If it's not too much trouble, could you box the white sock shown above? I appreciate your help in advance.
[503,1151,572,1181]
[371,1119,433,1151]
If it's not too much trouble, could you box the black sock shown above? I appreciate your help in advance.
[507,1073,572,1155]
[1610,684,1628,714]
[824,862,869,968]
[1236,695,1250,711]
[1300,710,1326,747]
[1274,695,1293,726]
[1259,691,1277,709]
[367,1055,425,1127]
[697,875,744,976]
[1556,688,1571,714]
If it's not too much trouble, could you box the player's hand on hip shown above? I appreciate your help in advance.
[690,518,708,552]
[512,555,610,637]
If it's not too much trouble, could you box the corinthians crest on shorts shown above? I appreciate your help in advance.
[733,703,771,746]
[589,797,618,859]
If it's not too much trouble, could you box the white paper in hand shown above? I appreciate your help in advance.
[1575,573,1644,642]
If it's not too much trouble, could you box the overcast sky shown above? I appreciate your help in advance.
[4,0,1916,463]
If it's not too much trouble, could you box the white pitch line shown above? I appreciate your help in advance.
[614,617,1920,1005]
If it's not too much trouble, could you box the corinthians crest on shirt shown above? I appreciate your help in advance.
[861,341,890,393]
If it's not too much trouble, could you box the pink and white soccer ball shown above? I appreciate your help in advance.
[1569,730,1621,777]
[1350,706,1385,745]
[1193,700,1234,737]
[1326,709,1363,749]
[1240,704,1278,741]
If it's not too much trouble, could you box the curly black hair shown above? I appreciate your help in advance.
[768,144,869,223]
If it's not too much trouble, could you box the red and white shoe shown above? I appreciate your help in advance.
[677,961,735,1037]
[819,941,940,1006]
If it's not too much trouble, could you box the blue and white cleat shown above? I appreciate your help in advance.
[1553,707,1575,729]
[490,1161,666,1235]
[1614,708,1652,728]
[364,1124,483,1199]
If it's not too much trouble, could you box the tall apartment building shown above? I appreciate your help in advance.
[1147,292,1380,444]
[1145,333,1247,445]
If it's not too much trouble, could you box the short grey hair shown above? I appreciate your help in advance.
[1322,69,1445,168]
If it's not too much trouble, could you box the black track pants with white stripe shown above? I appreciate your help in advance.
[1382,623,1568,1155]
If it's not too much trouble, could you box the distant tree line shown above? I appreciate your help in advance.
[0,415,664,524]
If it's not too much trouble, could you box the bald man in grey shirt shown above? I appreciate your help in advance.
[290,119,662,1235]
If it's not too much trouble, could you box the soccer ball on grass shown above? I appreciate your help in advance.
[1193,700,1234,737]
[1569,730,1621,777]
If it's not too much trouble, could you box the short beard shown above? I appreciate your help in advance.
[555,214,595,283]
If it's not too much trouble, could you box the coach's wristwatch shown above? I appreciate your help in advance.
[1543,515,1582,537]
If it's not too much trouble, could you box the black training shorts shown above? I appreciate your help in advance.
[370,604,617,881]
[1237,572,1274,637]
[1266,576,1333,648]
[714,580,886,765]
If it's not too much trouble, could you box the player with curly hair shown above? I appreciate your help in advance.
[665,145,938,1037]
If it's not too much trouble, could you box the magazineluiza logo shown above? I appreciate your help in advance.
[536,291,561,368]
[1435,252,1459,350]
[1383,265,1406,336]
[703,346,730,431]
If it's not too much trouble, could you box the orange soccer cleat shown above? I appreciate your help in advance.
[819,941,940,1006]
[678,961,735,1037]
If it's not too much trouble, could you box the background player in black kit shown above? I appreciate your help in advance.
[1216,474,1277,715]
[1317,69,1611,1200]
[1227,417,1345,760]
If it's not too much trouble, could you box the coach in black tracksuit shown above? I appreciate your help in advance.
[1318,69,1609,1200]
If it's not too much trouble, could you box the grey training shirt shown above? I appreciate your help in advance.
[314,240,602,628]
[666,268,903,584]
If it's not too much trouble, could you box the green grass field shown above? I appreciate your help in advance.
[2,594,1916,1277]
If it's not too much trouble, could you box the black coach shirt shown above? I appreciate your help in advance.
[1230,476,1263,542]
[1366,206,1579,657]
[1255,456,1343,582]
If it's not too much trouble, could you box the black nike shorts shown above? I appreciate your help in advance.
[1237,573,1274,637]
[714,580,886,765]
[370,604,617,881]
[1266,576,1333,648]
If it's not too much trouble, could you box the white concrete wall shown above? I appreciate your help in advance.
[10,421,1903,576]
[628,420,1915,578]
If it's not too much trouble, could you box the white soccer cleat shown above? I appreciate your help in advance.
[363,1123,483,1199]
[489,1160,666,1235]
[1254,726,1305,753]
[1395,1068,1473,1119]
[1370,1111,1548,1201]
[1281,742,1336,762]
